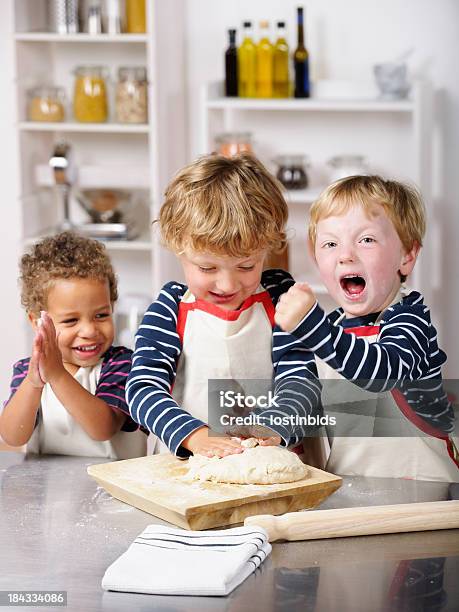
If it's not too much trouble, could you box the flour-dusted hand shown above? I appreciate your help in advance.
[37,311,66,384]
[275,282,317,332]
[182,426,245,458]
[227,424,282,447]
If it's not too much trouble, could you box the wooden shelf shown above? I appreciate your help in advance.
[14,32,148,43]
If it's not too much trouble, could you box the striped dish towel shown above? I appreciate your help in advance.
[102,524,271,596]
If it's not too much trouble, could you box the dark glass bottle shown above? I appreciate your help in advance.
[225,29,238,97]
[293,7,310,98]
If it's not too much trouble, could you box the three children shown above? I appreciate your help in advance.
[2,155,456,482]
[0,232,146,459]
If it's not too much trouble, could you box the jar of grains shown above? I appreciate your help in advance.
[215,132,253,158]
[27,86,66,122]
[73,66,108,123]
[115,67,148,123]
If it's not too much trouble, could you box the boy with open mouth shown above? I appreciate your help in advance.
[275,175,458,481]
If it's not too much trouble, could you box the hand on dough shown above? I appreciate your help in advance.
[227,424,282,447]
[181,426,244,458]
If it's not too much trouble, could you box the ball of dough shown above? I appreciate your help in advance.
[187,446,308,485]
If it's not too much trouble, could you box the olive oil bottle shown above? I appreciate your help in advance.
[273,21,289,98]
[293,7,310,98]
[256,20,273,98]
[238,21,257,97]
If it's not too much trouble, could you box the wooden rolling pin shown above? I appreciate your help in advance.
[244,500,459,542]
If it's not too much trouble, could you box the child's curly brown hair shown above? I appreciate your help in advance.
[20,232,118,316]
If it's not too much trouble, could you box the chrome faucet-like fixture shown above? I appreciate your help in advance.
[49,141,75,231]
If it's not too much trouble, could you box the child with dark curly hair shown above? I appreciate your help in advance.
[0,232,147,458]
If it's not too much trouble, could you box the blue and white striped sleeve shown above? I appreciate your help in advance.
[126,282,206,457]
[252,270,323,446]
[290,294,432,392]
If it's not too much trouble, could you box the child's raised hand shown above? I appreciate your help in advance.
[26,331,45,389]
[182,426,245,458]
[275,282,316,332]
[36,311,65,384]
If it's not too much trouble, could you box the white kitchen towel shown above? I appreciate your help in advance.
[102,524,271,597]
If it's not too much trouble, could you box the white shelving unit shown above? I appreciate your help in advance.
[18,121,151,133]
[200,81,435,305]
[0,0,190,383]
[14,32,148,43]
[11,0,187,314]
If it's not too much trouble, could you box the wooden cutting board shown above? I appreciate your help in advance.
[87,454,342,530]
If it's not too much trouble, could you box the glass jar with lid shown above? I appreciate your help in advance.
[27,86,66,122]
[273,155,309,190]
[73,66,108,123]
[125,0,146,33]
[215,132,253,158]
[327,155,368,182]
[115,67,148,124]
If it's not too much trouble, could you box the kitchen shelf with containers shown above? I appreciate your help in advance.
[14,0,152,252]
[201,74,432,296]
[22,65,149,127]
[14,33,148,42]
[7,0,188,359]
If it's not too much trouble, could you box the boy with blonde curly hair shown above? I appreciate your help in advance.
[275,175,458,481]
[0,232,146,458]
[126,153,321,458]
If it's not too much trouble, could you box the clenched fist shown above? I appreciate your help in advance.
[275,282,316,332]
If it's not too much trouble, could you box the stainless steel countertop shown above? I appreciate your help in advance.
[1,452,458,611]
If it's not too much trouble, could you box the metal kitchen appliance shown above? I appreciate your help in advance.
[48,142,138,240]
[49,141,75,230]
[74,189,138,240]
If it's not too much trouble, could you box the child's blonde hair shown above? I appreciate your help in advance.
[159,153,288,257]
[309,175,426,253]
[20,231,118,316]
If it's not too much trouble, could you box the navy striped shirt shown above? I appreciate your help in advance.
[5,345,144,433]
[290,291,455,433]
[126,270,322,457]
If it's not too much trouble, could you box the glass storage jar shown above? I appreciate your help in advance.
[115,67,148,123]
[73,66,108,123]
[125,0,146,33]
[215,132,253,158]
[27,86,66,122]
[273,155,309,189]
[327,155,368,182]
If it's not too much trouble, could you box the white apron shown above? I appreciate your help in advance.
[315,314,459,482]
[150,287,276,454]
[27,361,146,459]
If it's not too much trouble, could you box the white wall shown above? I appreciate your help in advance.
[185,0,459,377]
[0,1,27,402]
